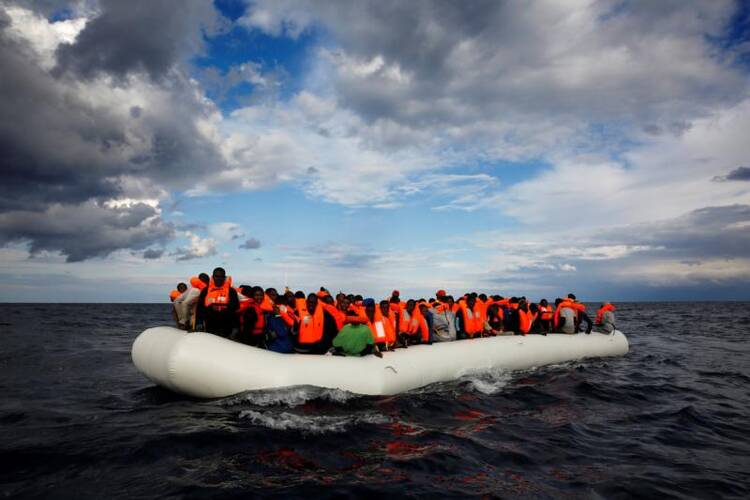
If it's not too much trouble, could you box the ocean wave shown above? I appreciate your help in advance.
[218,386,360,408]
[238,409,390,434]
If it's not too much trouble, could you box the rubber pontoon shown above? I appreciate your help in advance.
[131,326,629,398]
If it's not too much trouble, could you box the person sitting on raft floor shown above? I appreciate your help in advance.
[171,272,614,353]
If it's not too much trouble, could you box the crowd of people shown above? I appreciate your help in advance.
[169,267,618,357]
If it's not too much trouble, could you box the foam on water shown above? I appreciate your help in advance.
[218,385,359,408]
[463,370,513,395]
[238,409,390,434]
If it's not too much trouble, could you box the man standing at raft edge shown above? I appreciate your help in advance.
[195,267,239,338]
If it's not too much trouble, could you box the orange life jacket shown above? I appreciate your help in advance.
[366,310,391,344]
[249,300,265,335]
[518,308,537,334]
[295,297,308,317]
[277,305,297,327]
[321,302,346,330]
[595,303,616,324]
[169,289,181,302]
[298,304,325,344]
[399,307,428,340]
[384,309,397,343]
[204,277,232,310]
[553,300,585,328]
[458,303,483,336]
[539,305,553,321]
[189,276,207,290]
[260,294,275,312]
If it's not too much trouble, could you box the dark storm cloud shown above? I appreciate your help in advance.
[55,0,220,81]
[245,0,745,140]
[714,166,750,182]
[607,204,750,259]
[239,238,261,250]
[142,248,165,259]
[0,202,175,262]
[0,2,228,260]
[481,204,750,299]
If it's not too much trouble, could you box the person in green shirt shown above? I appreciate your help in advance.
[331,299,383,357]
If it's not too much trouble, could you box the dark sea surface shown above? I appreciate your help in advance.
[1,302,749,499]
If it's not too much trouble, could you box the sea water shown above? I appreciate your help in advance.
[1,303,749,497]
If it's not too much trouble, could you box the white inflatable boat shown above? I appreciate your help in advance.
[131,326,629,398]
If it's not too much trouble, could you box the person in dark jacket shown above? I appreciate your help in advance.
[195,267,239,338]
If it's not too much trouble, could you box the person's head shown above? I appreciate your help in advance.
[529,303,539,313]
[265,288,278,301]
[466,295,476,308]
[275,294,287,306]
[363,298,376,318]
[478,293,487,302]
[252,286,264,303]
[491,294,501,301]
[540,298,549,307]
[338,295,350,311]
[294,290,306,299]
[436,289,446,301]
[306,293,318,312]
[555,298,563,306]
[567,293,577,301]
[284,290,295,302]
[446,295,455,307]
[389,296,400,304]
[354,294,363,303]
[418,302,429,315]
[239,285,252,297]
[428,298,436,304]
[406,299,416,313]
[212,267,226,286]
[379,300,389,316]
[469,292,478,300]
[487,303,499,317]
[177,282,187,293]
[509,296,519,304]
[321,294,334,305]
[198,273,210,285]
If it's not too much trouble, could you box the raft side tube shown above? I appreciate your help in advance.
[131,326,629,398]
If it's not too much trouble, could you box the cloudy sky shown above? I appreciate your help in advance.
[1,0,749,302]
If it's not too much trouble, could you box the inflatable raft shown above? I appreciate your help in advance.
[132,327,629,398]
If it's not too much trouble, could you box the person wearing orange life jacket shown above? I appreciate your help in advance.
[195,267,239,338]
[173,273,209,330]
[238,286,268,347]
[398,299,427,346]
[360,298,387,354]
[264,294,295,353]
[293,290,308,317]
[417,301,433,344]
[538,298,554,333]
[169,283,187,302]
[563,293,592,333]
[456,294,483,340]
[294,293,338,354]
[503,297,520,331]
[432,294,457,342]
[379,300,398,348]
[595,302,617,333]
[553,294,591,334]
[485,303,505,335]
[169,282,187,328]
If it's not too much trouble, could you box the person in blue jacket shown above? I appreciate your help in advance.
[265,294,294,353]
